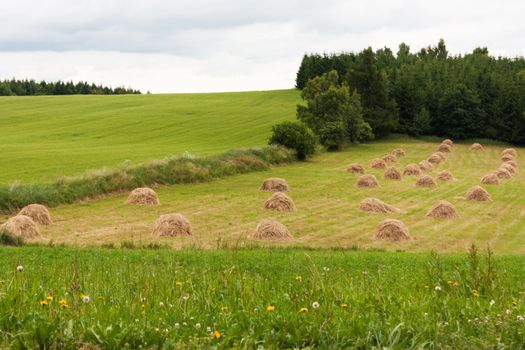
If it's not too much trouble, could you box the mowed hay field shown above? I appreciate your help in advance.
[0,90,299,184]
[8,138,525,253]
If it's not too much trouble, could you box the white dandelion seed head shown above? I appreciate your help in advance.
[182,322,188,327]
[82,295,90,303]
[16,265,23,272]
[435,286,442,292]
[489,300,495,306]
[312,301,320,309]
[323,267,329,272]
[159,302,164,307]
[206,326,212,333]
[517,315,525,322]
[506,309,512,315]
[195,323,201,329]
[175,323,180,329]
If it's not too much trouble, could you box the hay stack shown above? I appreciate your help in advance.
[260,178,289,192]
[357,175,379,188]
[502,148,517,158]
[437,170,454,181]
[374,219,411,241]
[370,158,387,169]
[391,148,406,158]
[346,163,365,174]
[495,168,512,179]
[437,143,452,153]
[419,160,433,172]
[384,167,402,180]
[359,198,402,213]
[470,143,484,151]
[383,154,397,164]
[501,163,516,175]
[502,154,515,162]
[503,160,518,170]
[466,186,491,201]
[253,219,292,240]
[426,200,459,219]
[428,154,442,164]
[442,139,454,146]
[1,215,41,239]
[152,213,192,237]
[403,164,422,176]
[18,204,52,225]
[480,173,499,185]
[126,187,160,205]
[264,192,296,212]
[416,175,437,188]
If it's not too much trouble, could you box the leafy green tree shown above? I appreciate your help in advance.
[268,121,316,160]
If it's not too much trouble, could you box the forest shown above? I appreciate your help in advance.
[0,79,141,96]
[295,40,525,144]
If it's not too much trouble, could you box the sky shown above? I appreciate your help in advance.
[0,0,523,93]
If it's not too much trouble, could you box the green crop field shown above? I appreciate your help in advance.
[0,90,299,184]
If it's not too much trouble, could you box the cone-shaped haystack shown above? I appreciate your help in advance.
[347,163,365,174]
[500,163,516,175]
[152,213,192,237]
[438,143,452,153]
[466,186,491,201]
[384,167,402,180]
[426,200,459,219]
[370,158,387,169]
[357,175,379,188]
[495,168,512,179]
[437,170,454,181]
[503,160,518,170]
[442,139,453,146]
[126,187,160,205]
[481,173,499,185]
[391,148,406,158]
[1,215,41,239]
[18,204,52,225]
[260,178,289,192]
[374,219,411,241]
[501,148,517,158]
[403,164,422,176]
[416,175,437,188]
[428,153,443,164]
[253,219,292,240]
[264,192,296,212]
[419,160,433,172]
[502,154,515,162]
[470,143,484,151]
[359,198,402,213]
[383,154,397,164]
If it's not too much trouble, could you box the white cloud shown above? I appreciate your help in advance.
[0,0,523,92]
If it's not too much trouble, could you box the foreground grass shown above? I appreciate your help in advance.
[1,246,524,349]
[0,90,299,184]
[16,138,525,253]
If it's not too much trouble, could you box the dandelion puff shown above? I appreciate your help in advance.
[159,302,164,307]
[195,323,201,329]
[323,267,330,272]
[517,315,524,322]
[435,286,442,292]
[81,295,90,303]
[16,265,23,272]
[506,309,512,315]
[183,322,188,327]
[175,323,180,329]
[489,300,495,307]
[312,301,320,309]
[206,326,212,333]
[182,293,189,301]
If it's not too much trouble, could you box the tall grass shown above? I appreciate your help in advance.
[0,146,295,213]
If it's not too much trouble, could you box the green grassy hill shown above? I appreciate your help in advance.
[0,90,299,184]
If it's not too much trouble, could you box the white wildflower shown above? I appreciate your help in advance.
[435,286,442,292]
[312,301,320,309]
[16,265,23,272]
[82,295,90,303]
[195,323,201,329]
[175,323,180,329]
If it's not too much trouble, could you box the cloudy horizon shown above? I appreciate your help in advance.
[1,0,523,93]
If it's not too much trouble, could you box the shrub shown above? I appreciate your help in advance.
[268,121,316,160]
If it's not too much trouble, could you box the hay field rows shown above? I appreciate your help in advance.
[8,138,525,253]
[0,90,299,184]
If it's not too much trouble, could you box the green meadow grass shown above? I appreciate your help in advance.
[0,90,299,184]
[1,246,525,349]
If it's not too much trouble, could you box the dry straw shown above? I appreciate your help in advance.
[253,219,292,240]
[437,143,452,152]
[152,213,192,237]
[357,175,379,188]
[495,168,512,179]
[384,167,402,180]
[346,163,365,174]
[391,148,406,158]
[126,187,160,205]
[403,164,422,176]
[359,198,402,213]
[370,158,387,169]
[260,178,289,192]
[437,170,454,181]
[470,143,484,151]
[374,219,411,241]
[426,200,459,219]
[501,148,517,158]
[264,192,296,212]
[480,173,499,185]
[416,175,437,188]
[18,204,52,225]
[1,215,41,239]
[466,186,491,201]
[442,139,454,146]
[383,154,397,164]
[419,160,433,172]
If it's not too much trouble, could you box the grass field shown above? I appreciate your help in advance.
[2,246,525,349]
[2,137,523,253]
[0,90,299,184]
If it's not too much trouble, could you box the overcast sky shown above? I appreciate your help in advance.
[0,0,523,93]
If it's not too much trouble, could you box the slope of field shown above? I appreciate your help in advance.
[0,90,299,184]
[7,138,524,253]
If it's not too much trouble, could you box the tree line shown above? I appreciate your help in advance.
[294,40,525,144]
[0,79,141,96]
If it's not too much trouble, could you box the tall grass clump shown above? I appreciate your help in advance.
[0,146,295,213]
[0,228,25,246]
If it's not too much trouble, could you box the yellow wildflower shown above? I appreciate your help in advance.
[295,275,302,283]
[141,304,145,310]
[340,303,349,309]
[175,281,183,286]
[299,307,308,313]
[472,289,480,297]
[59,299,68,309]
[221,306,229,312]
[46,295,53,302]
[40,300,48,306]
[266,305,275,312]
[213,330,221,339]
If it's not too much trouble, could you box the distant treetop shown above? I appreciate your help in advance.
[0,79,141,96]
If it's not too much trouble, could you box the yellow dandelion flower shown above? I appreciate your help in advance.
[447,280,454,285]
[266,305,275,312]
[141,304,145,310]
[221,306,229,312]
[299,307,308,313]
[472,289,480,297]
[175,281,183,286]
[46,295,53,302]
[295,275,302,283]
[59,300,69,309]
[340,303,349,309]
[213,330,221,339]
[40,300,48,306]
